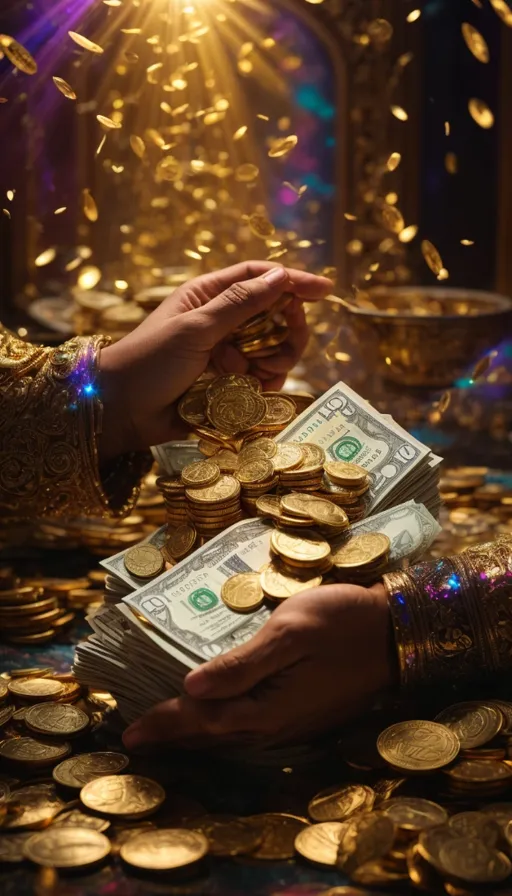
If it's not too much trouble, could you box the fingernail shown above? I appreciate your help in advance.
[122,724,143,750]
[262,266,287,285]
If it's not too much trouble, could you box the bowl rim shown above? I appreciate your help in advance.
[346,286,512,321]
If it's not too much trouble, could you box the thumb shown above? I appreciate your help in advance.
[184,619,297,700]
[196,266,289,342]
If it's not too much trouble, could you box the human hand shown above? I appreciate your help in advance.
[98,262,332,461]
[122,582,397,751]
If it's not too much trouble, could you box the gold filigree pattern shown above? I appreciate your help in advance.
[0,327,148,520]
[384,536,512,689]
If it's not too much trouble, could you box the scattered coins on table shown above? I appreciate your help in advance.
[3,667,512,889]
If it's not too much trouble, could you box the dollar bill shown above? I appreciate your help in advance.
[275,381,436,514]
[151,441,203,475]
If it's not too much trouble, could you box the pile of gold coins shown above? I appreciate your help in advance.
[219,530,391,613]
[0,570,107,646]
[230,292,293,360]
[3,667,512,891]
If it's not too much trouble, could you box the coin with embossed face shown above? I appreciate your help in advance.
[332,534,390,569]
[53,752,129,789]
[448,811,500,845]
[162,524,197,562]
[308,784,375,823]
[248,813,308,860]
[24,827,111,868]
[221,573,264,613]
[120,828,208,870]
[273,443,304,472]
[25,703,89,738]
[208,387,266,435]
[324,461,368,487]
[271,530,330,566]
[377,720,460,772]
[181,460,220,488]
[435,702,502,749]
[438,836,511,884]
[81,775,165,819]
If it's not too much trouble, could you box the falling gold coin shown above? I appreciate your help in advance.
[82,189,98,223]
[0,35,37,74]
[382,204,405,234]
[421,240,444,275]
[468,98,494,129]
[268,135,298,158]
[52,76,77,100]
[96,114,121,130]
[68,32,104,54]
[130,135,146,158]
[34,248,56,268]
[489,0,512,26]
[472,353,495,379]
[248,213,276,239]
[221,572,264,613]
[461,23,490,63]
[391,105,408,122]
[235,163,259,182]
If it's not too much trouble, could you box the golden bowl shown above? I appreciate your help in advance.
[334,286,512,388]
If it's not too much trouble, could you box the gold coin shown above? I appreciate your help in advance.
[208,388,266,435]
[435,702,502,749]
[323,461,368,487]
[381,797,447,832]
[461,22,490,63]
[181,460,220,488]
[308,784,375,823]
[448,812,500,845]
[52,809,110,832]
[332,533,390,569]
[0,706,13,727]
[124,545,164,579]
[248,213,275,239]
[185,475,240,504]
[24,827,111,868]
[377,720,460,772]
[185,815,261,856]
[295,821,346,866]
[271,530,331,565]
[206,374,261,400]
[468,97,494,129]
[382,203,405,235]
[0,34,37,74]
[261,395,296,427]
[198,439,219,457]
[120,828,208,870]
[81,775,165,819]
[3,785,65,830]
[0,596,58,617]
[53,753,129,790]
[268,135,298,158]
[421,239,444,275]
[0,737,71,768]
[211,449,239,472]
[163,524,197,561]
[221,573,264,613]
[255,495,282,520]
[260,562,322,601]
[281,494,348,530]
[8,678,64,701]
[438,836,511,884]
[236,459,274,484]
[483,803,512,830]
[0,586,42,605]
[247,813,308,860]
[242,437,277,459]
[68,31,104,54]
[25,704,89,738]
[177,391,207,426]
[445,759,512,784]
[337,812,396,875]
[273,443,304,472]
[0,832,34,863]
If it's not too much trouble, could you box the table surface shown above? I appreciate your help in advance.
[0,620,374,896]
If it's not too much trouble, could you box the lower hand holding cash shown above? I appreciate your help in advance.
[122,581,395,750]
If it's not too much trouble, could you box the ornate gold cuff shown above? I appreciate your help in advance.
[383,536,512,690]
[0,327,149,520]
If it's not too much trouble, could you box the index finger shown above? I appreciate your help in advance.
[191,262,333,302]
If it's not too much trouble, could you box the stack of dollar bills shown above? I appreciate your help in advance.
[74,382,442,722]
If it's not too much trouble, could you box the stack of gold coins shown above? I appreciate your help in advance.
[317,461,371,523]
[185,473,243,539]
[0,584,75,647]
[230,293,293,360]
[156,476,187,527]
[275,442,325,492]
[277,493,350,538]
[236,457,278,512]
[331,532,391,585]
[266,529,333,592]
